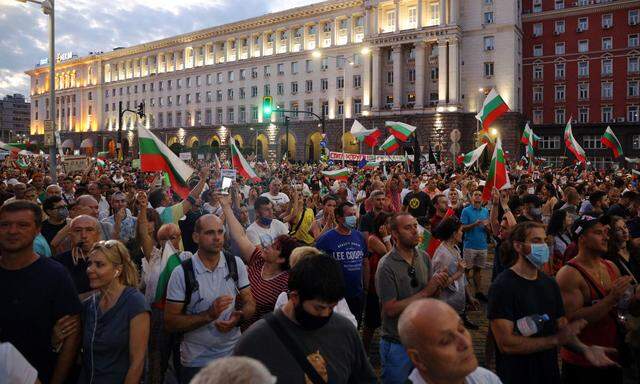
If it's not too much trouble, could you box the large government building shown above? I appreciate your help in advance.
[26,0,524,161]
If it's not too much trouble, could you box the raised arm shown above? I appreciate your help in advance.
[220,194,256,263]
[135,192,154,263]
[181,167,210,213]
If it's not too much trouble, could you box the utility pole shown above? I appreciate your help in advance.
[48,0,56,182]
[284,115,290,161]
[118,101,145,160]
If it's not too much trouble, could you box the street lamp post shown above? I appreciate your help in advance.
[17,0,56,181]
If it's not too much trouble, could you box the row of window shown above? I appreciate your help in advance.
[536,134,640,151]
[532,34,639,56]
[144,98,365,127]
[531,105,640,125]
[532,57,639,80]
[532,10,639,36]
[532,81,640,103]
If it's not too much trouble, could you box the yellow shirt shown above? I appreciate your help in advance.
[291,208,315,245]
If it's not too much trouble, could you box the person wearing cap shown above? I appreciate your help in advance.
[516,194,544,224]
[489,221,619,384]
[556,216,638,383]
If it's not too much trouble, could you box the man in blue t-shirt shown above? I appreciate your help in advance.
[460,188,490,302]
[316,201,367,324]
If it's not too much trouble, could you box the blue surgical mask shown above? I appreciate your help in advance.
[525,243,550,269]
[344,215,357,229]
[258,217,273,226]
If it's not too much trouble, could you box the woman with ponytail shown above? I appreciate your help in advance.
[78,240,150,384]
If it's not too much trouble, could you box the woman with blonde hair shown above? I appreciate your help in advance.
[78,240,150,384]
[273,246,357,327]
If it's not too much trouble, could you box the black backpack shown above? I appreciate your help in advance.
[180,252,239,314]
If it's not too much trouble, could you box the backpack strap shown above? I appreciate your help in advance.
[223,252,239,285]
[289,208,309,236]
[265,314,326,384]
[180,258,198,314]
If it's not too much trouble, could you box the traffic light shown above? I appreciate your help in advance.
[136,102,145,118]
[262,96,273,119]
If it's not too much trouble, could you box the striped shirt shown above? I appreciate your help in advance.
[243,248,289,330]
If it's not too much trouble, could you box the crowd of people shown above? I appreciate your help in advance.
[0,154,639,384]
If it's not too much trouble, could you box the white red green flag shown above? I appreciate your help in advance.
[380,135,400,154]
[231,138,261,182]
[386,121,416,141]
[476,88,510,131]
[563,118,586,164]
[456,143,487,167]
[138,124,194,199]
[521,123,540,146]
[321,168,350,180]
[601,126,623,158]
[482,137,511,202]
[350,120,381,148]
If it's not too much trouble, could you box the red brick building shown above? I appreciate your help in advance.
[522,0,640,167]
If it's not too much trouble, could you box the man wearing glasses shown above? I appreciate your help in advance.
[375,212,449,384]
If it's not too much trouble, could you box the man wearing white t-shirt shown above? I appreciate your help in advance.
[399,299,503,384]
[0,342,39,384]
[246,196,288,247]
[260,179,290,216]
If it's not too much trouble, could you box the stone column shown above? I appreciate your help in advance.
[440,0,447,26]
[438,39,448,105]
[334,19,339,46]
[394,0,400,32]
[174,51,179,70]
[414,41,426,109]
[364,6,371,36]
[371,47,381,111]
[346,16,352,44]
[417,0,423,28]
[373,6,379,35]
[448,38,459,104]
[315,23,321,49]
[363,47,372,109]
[392,44,402,110]
[450,0,458,24]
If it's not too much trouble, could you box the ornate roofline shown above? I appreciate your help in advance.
[522,0,638,22]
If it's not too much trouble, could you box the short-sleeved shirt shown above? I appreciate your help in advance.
[316,229,368,299]
[402,191,432,219]
[156,202,184,225]
[408,367,502,384]
[244,248,288,329]
[488,269,565,384]
[166,252,250,367]
[0,257,82,383]
[102,214,137,244]
[78,287,150,384]
[246,220,288,247]
[358,211,376,234]
[460,205,489,250]
[0,342,38,384]
[234,310,377,383]
[375,248,433,342]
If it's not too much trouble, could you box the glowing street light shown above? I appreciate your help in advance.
[311,50,322,58]
[490,128,499,137]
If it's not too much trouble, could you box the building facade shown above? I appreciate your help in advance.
[522,0,640,166]
[0,94,30,144]
[26,0,523,161]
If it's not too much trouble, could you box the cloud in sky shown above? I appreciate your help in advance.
[0,0,323,98]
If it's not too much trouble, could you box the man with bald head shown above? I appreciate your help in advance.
[45,184,62,199]
[399,299,502,384]
[5,182,26,204]
[52,215,102,298]
[165,214,255,383]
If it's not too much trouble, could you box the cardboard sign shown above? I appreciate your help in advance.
[62,156,89,174]
[220,169,237,180]
[179,152,191,160]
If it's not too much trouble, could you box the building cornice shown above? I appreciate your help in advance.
[522,0,638,22]
[366,25,461,46]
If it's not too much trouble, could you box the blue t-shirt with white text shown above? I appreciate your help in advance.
[316,229,367,298]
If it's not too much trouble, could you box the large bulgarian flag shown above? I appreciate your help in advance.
[521,123,540,146]
[351,120,381,148]
[153,241,183,309]
[386,121,416,141]
[563,118,586,164]
[601,126,623,158]
[457,143,487,167]
[322,167,350,180]
[380,135,400,154]
[482,137,511,202]
[476,88,510,140]
[138,124,194,199]
[231,138,261,182]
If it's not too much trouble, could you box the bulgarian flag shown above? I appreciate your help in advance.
[138,124,195,199]
[153,241,183,309]
[601,126,623,158]
[386,121,416,141]
[563,118,586,164]
[476,88,510,141]
[231,138,261,182]
[351,120,381,148]
[96,158,106,168]
[521,123,540,146]
[419,208,456,257]
[457,143,487,167]
[322,167,350,180]
[482,137,511,202]
[380,135,400,154]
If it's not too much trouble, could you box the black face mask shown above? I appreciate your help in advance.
[294,301,332,330]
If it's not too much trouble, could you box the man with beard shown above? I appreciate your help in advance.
[517,194,544,224]
[403,177,433,226]
[375,212,449,383]
[234,253,376,383]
